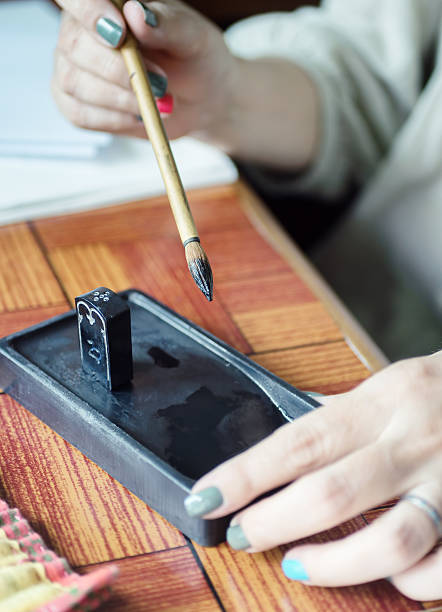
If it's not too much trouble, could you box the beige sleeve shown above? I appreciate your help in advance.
[225,0,441,199]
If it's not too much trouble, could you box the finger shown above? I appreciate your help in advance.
[227,442,406,552]
[54,52,139,115]
[185,399,382,520]
[123,0,213,58]
[56,0,126,48]
[57,15,131,89]
[280,487,441,586]
[57,15,169,99]
[52,84,143,134]
[391,545,442,600]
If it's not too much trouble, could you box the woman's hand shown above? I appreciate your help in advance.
[52,0,237,140]
[51,0,319,168]
[184,351,442,600]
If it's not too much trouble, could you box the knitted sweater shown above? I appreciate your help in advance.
[226,1,442,359]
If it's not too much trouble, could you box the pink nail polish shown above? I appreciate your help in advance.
[157,93,174,114]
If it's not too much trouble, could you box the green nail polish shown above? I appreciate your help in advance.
[227,524,250,550]
[96,17,123,47]
[134,1,158,27]
[147,72,168,98]
[184,487,223,518]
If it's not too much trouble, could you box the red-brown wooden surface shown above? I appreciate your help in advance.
[0,182,438,611]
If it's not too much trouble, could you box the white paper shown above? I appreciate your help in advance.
[0,137,238,223]
[0,0,238,224]
[0,0,111,157]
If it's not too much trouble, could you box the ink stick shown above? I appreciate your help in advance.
[75,287,133,390]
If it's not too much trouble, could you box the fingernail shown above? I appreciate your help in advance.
[184,487,223,518]
[148,72,168,98]
[282,559,309,582]
[226,524,250,550]
[157,93,174,115]
[134,1,158,27]
[96,17,124,47]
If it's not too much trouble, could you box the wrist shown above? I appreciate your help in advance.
[194,56,320,171]
[191,55,245,153]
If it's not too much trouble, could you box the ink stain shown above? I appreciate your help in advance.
[148,346,180,369]
[156,386,285,479]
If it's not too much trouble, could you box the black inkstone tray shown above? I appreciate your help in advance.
[0,289,319,546]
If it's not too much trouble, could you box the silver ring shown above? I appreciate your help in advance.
[401,494,442,538]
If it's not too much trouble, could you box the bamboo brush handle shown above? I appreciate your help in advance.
[113,2,199,244]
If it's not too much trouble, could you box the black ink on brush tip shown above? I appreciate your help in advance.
[185,239,213,301]
[188,256,213,301]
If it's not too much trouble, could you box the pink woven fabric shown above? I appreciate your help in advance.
[0,498,118,611]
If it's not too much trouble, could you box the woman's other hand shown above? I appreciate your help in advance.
[185,351,442,600]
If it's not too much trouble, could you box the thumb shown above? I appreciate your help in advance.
[56,0,127,47]
[123,0,213,58]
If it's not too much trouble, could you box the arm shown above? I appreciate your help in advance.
[52,0,439,197]
[220,0,441,197]
[52,0,318,172]
[196,57,320,172]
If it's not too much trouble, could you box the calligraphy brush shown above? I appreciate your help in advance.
[113,1,213,301]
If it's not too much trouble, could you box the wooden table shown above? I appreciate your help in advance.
[0,181,439,611]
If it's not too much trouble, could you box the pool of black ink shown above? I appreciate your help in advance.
[148,346,180,369]
[13,301,287,481]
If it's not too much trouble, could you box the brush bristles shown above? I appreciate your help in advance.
[185,241,213,301]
